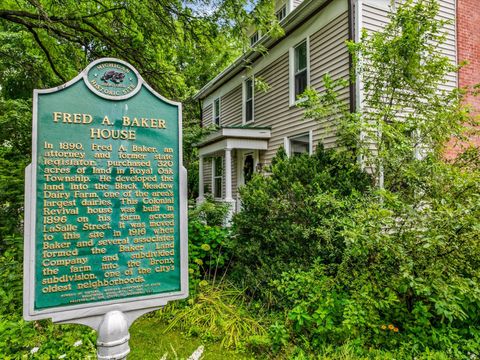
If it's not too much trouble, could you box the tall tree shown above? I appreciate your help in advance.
[0,0,279,242]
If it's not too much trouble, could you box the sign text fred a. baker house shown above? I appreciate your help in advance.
[23,58,187,359]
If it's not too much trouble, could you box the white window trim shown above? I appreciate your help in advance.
[288,0,294,13]
[284,130,314,158]
[289,37,310,107]
[250,31,261,47]
[242,76,255,124]
[237,150,259,187]
[202,1,347,106]
[212,156,223,199]
[213,97,221,126]
[276,4,287,21]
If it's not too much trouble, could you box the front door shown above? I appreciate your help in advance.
[236,150,258,211]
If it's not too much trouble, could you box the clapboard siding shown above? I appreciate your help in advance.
[253,11,350,164]
[305,11,350,149]
[203,103,213,127]
[203,157,212,195]
[220,85,242,126]
[359,0,457,171]
[362,0,457,89]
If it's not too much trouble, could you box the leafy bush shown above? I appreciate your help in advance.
[0,98,32,246]
[0,235,23,316]
[188,198,231,286]
[228,1,480,357]
[230,146,371,305]
[0,236,96,359]
[271,168,480,357]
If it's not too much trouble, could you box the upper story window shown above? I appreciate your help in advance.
[213,98,220,126]
[276,5,287,21]
[250,31,260,46]
[290,38,310,105]
[294,40,308,97]
[244,77,254,123]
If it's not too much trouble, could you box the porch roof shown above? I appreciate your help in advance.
[196,126,271,156]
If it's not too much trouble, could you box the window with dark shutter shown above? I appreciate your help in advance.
[214,98,220,126]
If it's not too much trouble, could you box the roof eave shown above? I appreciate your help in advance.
[193,0,328,101]
[195,127,272,148]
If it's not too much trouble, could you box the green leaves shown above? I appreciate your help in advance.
[229,1,480,356]
[230,146,370,304]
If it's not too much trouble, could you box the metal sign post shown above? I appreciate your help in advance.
[23,58,188,358]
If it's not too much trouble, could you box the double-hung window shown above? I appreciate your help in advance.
[294,40,308,98]
[213,156,223,198]
[244,77,254,123]
[250,31,259,46]
[213,98,220,126]
[285,131,313,157]
[290,39,309,104]
[276,5,287,21]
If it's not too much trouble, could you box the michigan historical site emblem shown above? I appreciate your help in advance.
[85,59,141,100]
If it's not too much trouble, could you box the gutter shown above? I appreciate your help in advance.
[193,0,331,101]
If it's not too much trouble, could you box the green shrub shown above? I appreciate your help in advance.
[0,235,23,316]
[0,236,96,359]
[230,146,371,305]
[268,160,480,357]
[188,198,230,286]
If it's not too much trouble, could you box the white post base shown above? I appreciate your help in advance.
[97,311,130,360]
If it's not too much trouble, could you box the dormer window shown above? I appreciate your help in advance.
[276,5,287,21]
[250,31,259,46]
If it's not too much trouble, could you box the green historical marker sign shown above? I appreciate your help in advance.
[24,58,188,323]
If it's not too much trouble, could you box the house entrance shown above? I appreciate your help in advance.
[236,150,258,211]
[243,154,254,184]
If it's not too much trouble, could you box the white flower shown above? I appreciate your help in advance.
[30,347,39,354]
[187,345,204,360]
[58,354,66,359]
[73,340,83,347]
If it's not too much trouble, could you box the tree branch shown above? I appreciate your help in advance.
[26,26,66,83]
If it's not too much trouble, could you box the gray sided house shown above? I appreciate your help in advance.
[194,0,457,215]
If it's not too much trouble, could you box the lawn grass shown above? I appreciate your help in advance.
[129,314,255,360]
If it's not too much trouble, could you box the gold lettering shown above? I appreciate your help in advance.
[53,112,62,122]
[102,116,113,125]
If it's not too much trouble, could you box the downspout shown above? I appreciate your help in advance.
[354,0,363,114]
[354,0,365,170]
[348,0,356,113]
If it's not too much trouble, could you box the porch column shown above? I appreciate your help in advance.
[197,155,204,203]
[224,149,233,201]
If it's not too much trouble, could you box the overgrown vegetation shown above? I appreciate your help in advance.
[0,0,272,358]
[226,0,480,357]
[231,147,371,306]
[1,0,479,358]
